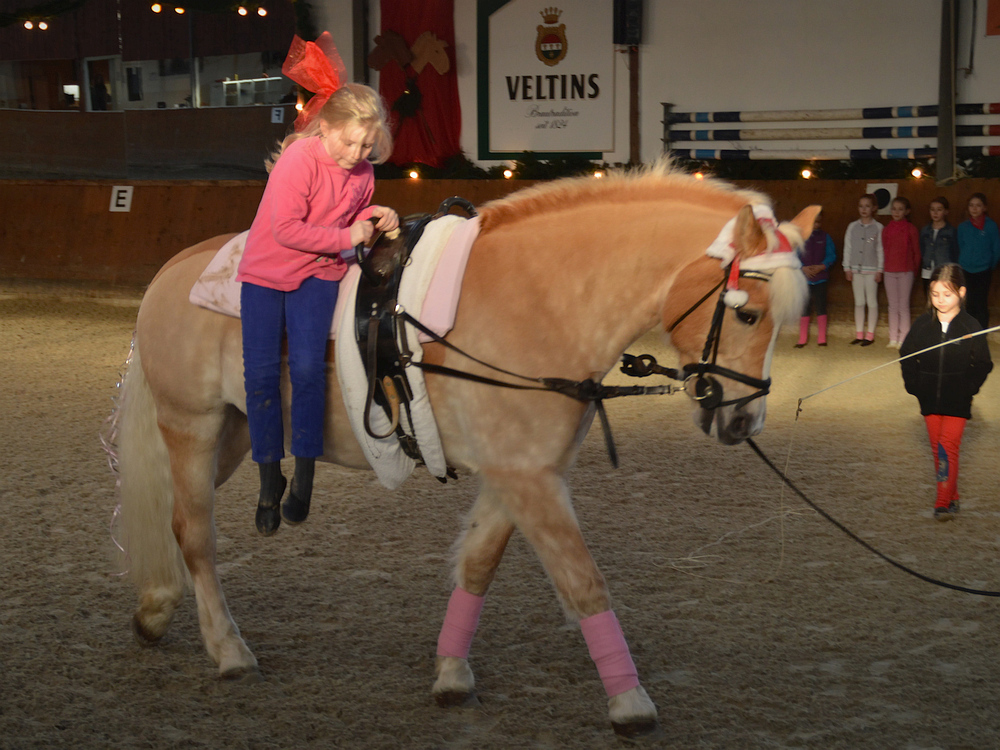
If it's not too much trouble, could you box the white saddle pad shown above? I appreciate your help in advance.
[336,215,466,488]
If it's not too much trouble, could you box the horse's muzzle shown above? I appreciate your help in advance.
[694,402,764,446]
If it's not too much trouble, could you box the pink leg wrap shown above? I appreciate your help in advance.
[436,587,484,659]
[580,610,640,697]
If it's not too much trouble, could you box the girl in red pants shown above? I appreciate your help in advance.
[900,264,993,521]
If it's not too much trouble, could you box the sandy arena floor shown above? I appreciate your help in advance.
[3,288,1000,749]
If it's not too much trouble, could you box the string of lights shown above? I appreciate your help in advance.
[0,0,88,29]
[0,0,272,29]
[150,2,267,16]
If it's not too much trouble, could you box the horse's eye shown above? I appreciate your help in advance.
[735,309,759,325]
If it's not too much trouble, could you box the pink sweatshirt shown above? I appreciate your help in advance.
[237,136,376,291]
[882,219,921,274]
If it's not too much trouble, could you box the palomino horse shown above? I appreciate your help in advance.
[112,162,819,739]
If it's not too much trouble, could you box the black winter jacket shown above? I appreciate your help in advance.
[900,309,992,419]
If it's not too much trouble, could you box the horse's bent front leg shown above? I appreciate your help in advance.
[160,414,257,678]
[433,484,516,706]
[493,469,658,738]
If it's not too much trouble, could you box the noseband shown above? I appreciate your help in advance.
[662,263,774,411]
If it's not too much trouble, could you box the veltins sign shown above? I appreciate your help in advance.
[480,0,614,157]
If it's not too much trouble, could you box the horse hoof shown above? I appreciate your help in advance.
[131,614,163,647]
[611,718,663,744]
[255,504,281,535]
[434,690,480,709]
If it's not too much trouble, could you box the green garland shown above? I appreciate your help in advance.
[678,156,1000,181]
[371,151,1000,181]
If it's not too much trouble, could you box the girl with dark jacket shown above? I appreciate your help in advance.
[918,196,958,296]
[900,264,993,521]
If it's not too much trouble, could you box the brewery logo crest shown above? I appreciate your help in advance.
[535,7,567,67]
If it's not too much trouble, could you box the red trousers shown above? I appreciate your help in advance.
[924,414,967,508]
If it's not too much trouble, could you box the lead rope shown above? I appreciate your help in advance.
[746,437,1000,597]
[744,324,1000,598]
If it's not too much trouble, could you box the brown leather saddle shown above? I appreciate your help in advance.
[354,196,476,475]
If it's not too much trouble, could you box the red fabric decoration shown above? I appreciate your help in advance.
[282,32,347,132]
[726,258,741,290]
[375,0,461,168]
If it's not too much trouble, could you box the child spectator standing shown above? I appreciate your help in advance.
[900,264,992,521]
[843,193,884,346]
[794,211,836,348]
[881,197,921,349]
[238,34,399,535]
[919,196,958,297]
[957,192,1000,329]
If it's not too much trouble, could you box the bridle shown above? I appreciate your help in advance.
[386,258,782,469]
[661,262,776,412]
[361,199,796,467]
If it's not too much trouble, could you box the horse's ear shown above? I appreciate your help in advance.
[787,205,823,244]
[731,205,767,258]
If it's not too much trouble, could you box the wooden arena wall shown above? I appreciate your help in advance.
[1,177,997,306]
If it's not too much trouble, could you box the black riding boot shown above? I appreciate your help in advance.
[281,456,315,525]
[255,461,286,535]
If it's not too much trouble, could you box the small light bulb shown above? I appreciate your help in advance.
[38,20,48,29]
[174,6,185,13]
[408,170,419,180]
[693,171,705,180]
[503,169,513,179]
[23,20,33,29]
[256,6,266,15]
[295,102,303,111]
[801,168,812,179]
[911,167,923,179]
[150,2,161,11]
[593,170,605,179]
[237,5,247,14]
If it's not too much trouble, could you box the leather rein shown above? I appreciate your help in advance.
[389,261,777,468]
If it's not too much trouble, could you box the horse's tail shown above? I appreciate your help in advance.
[111,335,188,594]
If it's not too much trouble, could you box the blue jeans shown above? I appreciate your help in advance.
[240,277,339,463]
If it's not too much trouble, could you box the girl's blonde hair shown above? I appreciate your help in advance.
[266,83,393,171]
[927,263,966,309]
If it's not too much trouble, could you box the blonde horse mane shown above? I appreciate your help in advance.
[477,159,807,326]
[478,158,771,234]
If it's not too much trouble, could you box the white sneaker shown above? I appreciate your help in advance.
[887,341,897,348]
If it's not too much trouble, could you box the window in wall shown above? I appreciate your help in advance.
[62,84,80,108]
[0,60,82,110]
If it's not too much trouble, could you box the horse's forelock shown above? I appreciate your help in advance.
[767,266,809,326]
[478,158,770,233]
[775,220,805,252]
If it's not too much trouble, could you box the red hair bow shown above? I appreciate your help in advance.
[282,32,347,132]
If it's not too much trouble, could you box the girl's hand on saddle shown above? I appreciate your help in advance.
[370,206,399,233]
[350,219,375,247]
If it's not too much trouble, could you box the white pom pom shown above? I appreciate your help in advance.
[724,289,749,309]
